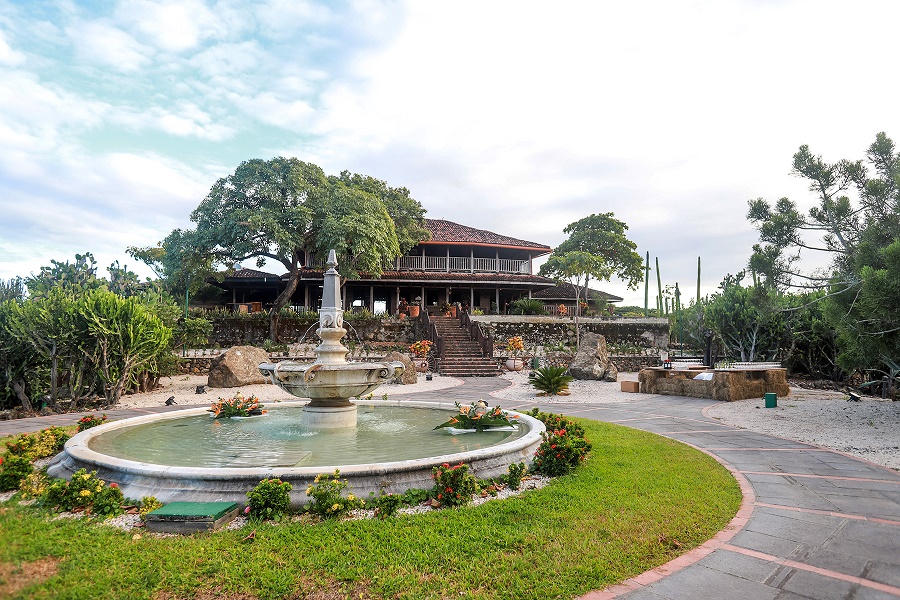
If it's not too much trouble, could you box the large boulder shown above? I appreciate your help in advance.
[208,345,271,388]
[383,351,417,384]
[569,333,618,381]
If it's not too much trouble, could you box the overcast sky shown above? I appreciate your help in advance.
[1,0,897,306]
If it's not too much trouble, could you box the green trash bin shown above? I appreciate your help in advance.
[764,392,777,408]
[531,356,541,370]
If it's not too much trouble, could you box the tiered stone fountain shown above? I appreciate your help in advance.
[48,250,543,505]
[258,250,405,428]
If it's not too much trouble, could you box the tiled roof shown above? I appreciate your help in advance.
[228,268,281,279]
[531,283,623,303]
[423,219,551,251]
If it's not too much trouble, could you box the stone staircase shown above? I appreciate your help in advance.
[430,315,501,377]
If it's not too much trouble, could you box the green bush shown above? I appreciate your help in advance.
[509,298,547,315]
[247,478,293,520]
[432,462,478,507]
[42,468,124,517]
[505,462,527,491]
[525,408,587,439]
[0,454,33,491]
[139,496,163,520]
[528,365,574,395]
[305,470,364,519]
[3,427,69,460]
[533,427,592,477]
[370,492,404,519]
[76,414,108,433]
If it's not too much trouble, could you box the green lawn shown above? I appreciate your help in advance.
[0,419,741,599]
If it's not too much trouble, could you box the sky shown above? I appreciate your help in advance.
[0,0,897,306]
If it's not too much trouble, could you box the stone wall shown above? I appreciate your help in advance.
[209,316,422,347]
[471,316,669,350]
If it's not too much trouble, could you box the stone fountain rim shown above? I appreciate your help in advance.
[58,400,545,481]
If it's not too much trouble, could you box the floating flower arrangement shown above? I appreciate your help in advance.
[208,393,267,418]
[433,400,519,432]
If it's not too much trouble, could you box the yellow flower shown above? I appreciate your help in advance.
[80,489,92,497]
[331,503,340,511]
[347,494,355,501]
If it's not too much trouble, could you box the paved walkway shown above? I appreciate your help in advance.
[2,378,898,600]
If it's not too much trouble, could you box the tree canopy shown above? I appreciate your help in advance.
[747,132,900,374]
[133,158,429,339]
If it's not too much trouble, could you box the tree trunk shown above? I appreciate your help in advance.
[9,376,32,412]
[268,254,302,341]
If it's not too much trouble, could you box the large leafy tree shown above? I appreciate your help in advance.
[748,132,900,375]
[539,213,643,345]
[142,158,428,340]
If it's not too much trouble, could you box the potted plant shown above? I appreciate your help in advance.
[440,301,456,317]
[409,339,433,372]
[408,297,421,318]
[398,299,409,320]
[504,336,525,371]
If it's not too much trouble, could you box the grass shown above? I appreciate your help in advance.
[0,419,742,599]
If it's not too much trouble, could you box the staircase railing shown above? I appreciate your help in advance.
[460,310,493,358]
[419,307,444,359]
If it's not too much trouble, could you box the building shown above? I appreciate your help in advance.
[210,219,618,314]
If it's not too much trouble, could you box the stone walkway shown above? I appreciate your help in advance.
[2,378,898,600]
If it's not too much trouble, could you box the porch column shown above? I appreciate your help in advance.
[470,288,474,310]
[369,286,374,312]
[495,288,500,313]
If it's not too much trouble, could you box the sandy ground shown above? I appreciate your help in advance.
[116,370,899,472]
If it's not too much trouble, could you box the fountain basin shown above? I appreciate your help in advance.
[47,400,544,506]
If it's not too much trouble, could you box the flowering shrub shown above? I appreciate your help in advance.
[43,469,124,517]
[208,393,266,418]
[247,478,293,520]
[432,463,478,507]
[506,462,527,491]
[532,427,592,477]
[433,400,519,431]
[139,496,164,520]
[0,454,33,492]
[409,339,433,357]
[505,335,525,356]
[4,433,34,457]
[305,470,364,519]
[370,492,404,519]
[525,408,587,439]
[18,472,49,499]
[76,414,108,432]
[557,304,568,316]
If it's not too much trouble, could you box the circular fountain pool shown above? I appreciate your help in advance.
[48,400,544,506]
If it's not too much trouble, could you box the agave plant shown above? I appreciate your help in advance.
[528,365,574,396]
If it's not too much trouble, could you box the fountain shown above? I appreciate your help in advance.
[47,251,543,506]
[257,250,404,428]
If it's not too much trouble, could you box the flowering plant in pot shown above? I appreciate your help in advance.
[504,336,525,371]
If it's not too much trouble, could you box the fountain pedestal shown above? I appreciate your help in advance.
[259,250,404,428]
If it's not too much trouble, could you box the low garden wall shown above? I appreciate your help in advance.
[471,316,669,352]
[208,316,423,347]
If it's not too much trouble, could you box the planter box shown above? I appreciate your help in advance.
[620,381,640,393]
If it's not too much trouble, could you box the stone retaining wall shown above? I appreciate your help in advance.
[472,316,669,350]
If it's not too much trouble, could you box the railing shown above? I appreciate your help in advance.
[420,307,444,359]
[460,310,493,359]
[305,253,531,275]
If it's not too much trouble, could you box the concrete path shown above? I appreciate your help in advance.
[2,378,898,600]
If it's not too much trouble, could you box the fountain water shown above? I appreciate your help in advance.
[47,250,543,505]
[258,250,404,428]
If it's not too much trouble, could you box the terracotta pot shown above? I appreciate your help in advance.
[505,358,524,372]
[408,305,420,317]
[414,358,429,372]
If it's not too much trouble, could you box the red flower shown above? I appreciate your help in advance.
[110,483,118,488]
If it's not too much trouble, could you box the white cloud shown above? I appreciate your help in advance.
[0,29,26,66]
[114,0,227,52]
[66,20,153,72]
